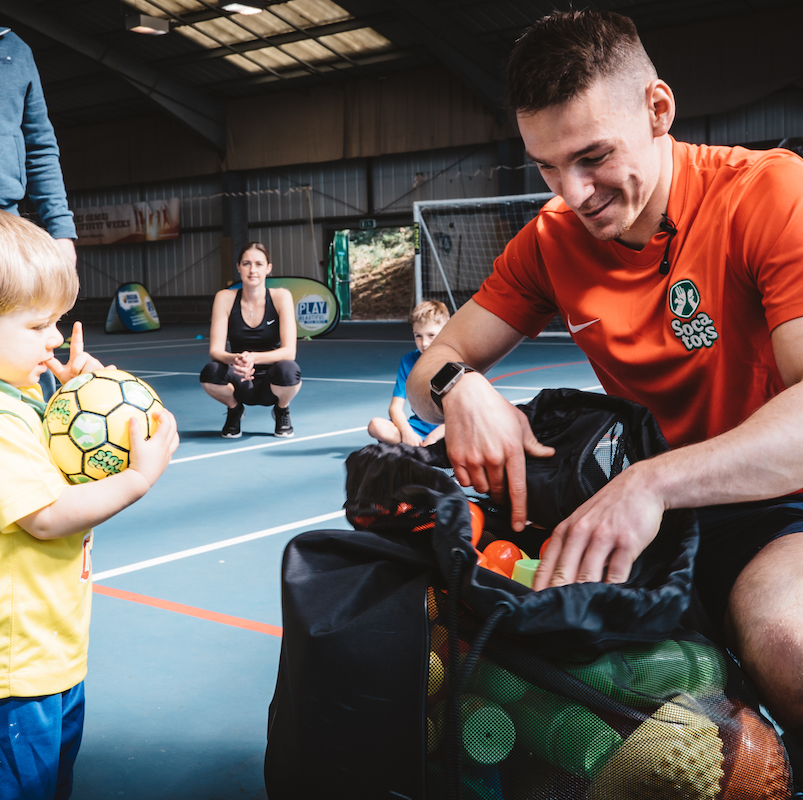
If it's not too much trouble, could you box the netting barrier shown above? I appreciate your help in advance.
[413,193,566,333]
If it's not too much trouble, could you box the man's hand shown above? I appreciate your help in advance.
[405,300,554,530]
[532,460,665,590]
[443,373,554,531]
[45,321,113,384]
[54,238,77,267]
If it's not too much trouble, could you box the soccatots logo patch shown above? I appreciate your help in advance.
[669,280,700,318]
[669,279,719,351]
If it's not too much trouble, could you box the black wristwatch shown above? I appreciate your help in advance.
[430,362,477,410]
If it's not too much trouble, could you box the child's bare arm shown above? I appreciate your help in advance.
[388,396,423,446]
[18,409,179,540]
[422,424,446,447]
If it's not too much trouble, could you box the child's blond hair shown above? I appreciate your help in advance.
[410,299,450,327]
[0,211,78,316]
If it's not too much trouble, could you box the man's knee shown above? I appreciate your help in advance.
[727,534,803,727]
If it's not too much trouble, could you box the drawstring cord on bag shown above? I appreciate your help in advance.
[445,548,466,800]
[456,604,514,694]
[444,547,513,800]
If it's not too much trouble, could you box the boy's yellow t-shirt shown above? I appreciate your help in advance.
[0,383,92,697]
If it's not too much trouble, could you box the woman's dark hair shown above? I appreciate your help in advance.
[505,9,656,115]
[237,241,271,264]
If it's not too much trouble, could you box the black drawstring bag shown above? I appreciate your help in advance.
[265,390,791,800]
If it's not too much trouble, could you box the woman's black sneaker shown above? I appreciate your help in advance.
[273,406,293,438]
[222,403,245,438]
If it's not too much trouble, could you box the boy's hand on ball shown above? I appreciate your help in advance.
[128,408,179,487]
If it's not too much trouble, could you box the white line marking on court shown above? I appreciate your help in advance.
[92,337,204,344]
[496,383,602,393]
[117,376,595,389]
[299,336,569,344]
[131,371,191,378]
[170,426,366,464]
[93,510,347,581]
[99,374,595,388]
[494,385,546,391]
[128,373,394,383]
[110,372,393,383]
[84,341,208,353]
[296,339,409,344]
[302,377,395,384]
[507,386,602,404]
[520,340,578,346]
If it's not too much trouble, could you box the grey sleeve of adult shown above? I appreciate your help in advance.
[21,45,76,240]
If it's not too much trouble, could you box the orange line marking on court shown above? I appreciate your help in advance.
[489,361,587,382]
[93,584,283,638]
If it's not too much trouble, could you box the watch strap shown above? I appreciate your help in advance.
[430,362,476,410]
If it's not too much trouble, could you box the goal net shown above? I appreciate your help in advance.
[414,192,568,333]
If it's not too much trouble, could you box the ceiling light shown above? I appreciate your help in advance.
[126,14,170,35]
[221,2,264,14]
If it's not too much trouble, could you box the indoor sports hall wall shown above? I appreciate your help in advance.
[670,87,803,150]
[57,66,510,190]
[58,26,803,324]
[67,142,512,314]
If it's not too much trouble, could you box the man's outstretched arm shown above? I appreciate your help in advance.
[533,315,803,590]
[407,299,555,531]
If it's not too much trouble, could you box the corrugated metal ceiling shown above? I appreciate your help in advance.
[1,0,800,138]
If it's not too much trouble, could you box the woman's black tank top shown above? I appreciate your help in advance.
[228,289,282,353]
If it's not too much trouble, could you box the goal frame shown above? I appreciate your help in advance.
[412,192,554,310]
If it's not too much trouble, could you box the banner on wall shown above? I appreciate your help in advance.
[229,276,340,338]
[76,198,180,246]
[105,282,161,333]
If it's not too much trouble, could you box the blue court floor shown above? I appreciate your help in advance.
[64,320,598,800]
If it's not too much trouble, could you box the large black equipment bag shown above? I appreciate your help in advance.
[265,390,791,799]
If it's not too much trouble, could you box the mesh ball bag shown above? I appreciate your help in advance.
[265,389,791,800]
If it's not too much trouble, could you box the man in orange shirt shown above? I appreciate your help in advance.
[408,8,803,759]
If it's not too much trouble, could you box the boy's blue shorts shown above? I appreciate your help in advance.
[0,682,85,800]
[694,496,803,626]
[408,415,438,440]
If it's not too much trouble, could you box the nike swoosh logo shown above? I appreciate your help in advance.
[567,315,601,334]
[265,320,276,325]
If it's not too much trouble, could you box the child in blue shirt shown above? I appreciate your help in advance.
[368,300,450,446]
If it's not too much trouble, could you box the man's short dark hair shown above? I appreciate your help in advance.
[506,9,656,115]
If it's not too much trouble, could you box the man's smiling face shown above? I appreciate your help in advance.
[518,76,670,248]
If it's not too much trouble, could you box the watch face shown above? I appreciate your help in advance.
[432,362,464,393]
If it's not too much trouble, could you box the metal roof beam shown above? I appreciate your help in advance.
[339,0,504,114]
[0,0,226,153]
[211,46,423,91]
[158,12,396,67]
[164,1,287,26]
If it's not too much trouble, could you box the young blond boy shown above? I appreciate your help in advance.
[0,211,179,800]
[368,300,450,447]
